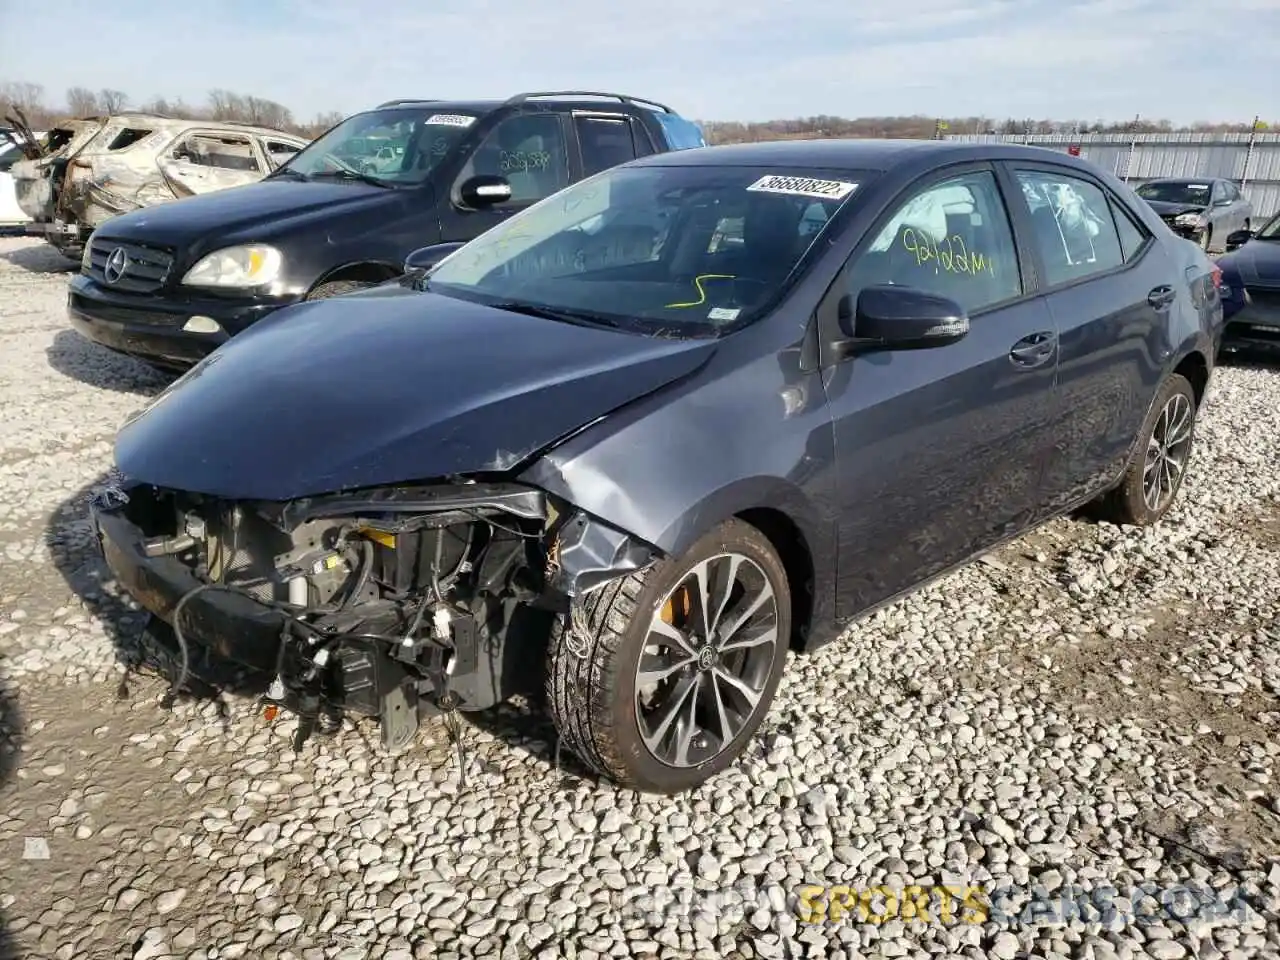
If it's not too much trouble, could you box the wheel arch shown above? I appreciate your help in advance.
[310,259,402,292]
[734,506,817,655]
[1172,348,1209,408]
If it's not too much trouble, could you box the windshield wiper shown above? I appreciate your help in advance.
[487,300,625,330]
[268,167,310,181]
[309,168,392,189]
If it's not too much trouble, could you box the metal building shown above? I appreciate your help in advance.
[945,131,1280,221]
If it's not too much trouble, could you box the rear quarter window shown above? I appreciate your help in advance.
[650,113,706,151]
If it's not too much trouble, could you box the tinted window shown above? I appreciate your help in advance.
[845,170,1022,314]
[458,113,569,205]
[1110,199,1148,262]
[577,117,637,177]
[1016,170,1125,286]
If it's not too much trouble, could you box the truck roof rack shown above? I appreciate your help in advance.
[503,91,674,114]
[376,98,443,108]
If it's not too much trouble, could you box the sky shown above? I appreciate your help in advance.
[0,0,1276,126]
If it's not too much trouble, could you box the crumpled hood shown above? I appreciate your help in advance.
[89,178,400,247]
[114,285,717,501]
[1143,200,1204,218]
[1220,240,1280,286]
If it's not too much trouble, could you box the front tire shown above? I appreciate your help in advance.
[546,518,791,794]
[306,279,373,300]
[1091,373,1198,526]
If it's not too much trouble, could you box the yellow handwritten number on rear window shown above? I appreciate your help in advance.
[666,274,737,308]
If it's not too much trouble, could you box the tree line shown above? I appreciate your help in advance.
[0,81,343,139]
[2,80,1273,145]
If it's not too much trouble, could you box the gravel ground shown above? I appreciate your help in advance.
[2,234,1280,960]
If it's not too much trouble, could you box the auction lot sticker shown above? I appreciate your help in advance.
[746,174,858,200]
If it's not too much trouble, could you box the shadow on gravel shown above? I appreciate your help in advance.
[47,473,598,786]
[0,242,76,274]
[0,660,23,960]
[1218,344,1280,370]
[45,330,171,396]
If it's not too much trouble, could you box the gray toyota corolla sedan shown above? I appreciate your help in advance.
[91,138,1224,793]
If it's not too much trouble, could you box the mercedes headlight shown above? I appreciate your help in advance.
[1175,213,1204,228]
[181,244,282,288]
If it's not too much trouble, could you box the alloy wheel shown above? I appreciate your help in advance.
[1142,392,1194,513]
[634,552,780,768]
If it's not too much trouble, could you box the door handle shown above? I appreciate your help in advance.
[1009,331,1057,368]
[1147,285,1176,310]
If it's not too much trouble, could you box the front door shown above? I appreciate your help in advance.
[1006,163,1177,513]
[437,112,573,243]
[819,165,1059,618]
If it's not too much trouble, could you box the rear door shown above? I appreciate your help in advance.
[819,163,1059,617]
[1002,161,1174,514]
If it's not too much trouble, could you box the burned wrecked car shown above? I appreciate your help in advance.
[13,114,308,257]
[92,140,1222,793]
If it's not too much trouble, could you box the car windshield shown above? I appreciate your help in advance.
[274,107,479,185]
[1255,213,1280,240]
[1136,181,1212,206]
[424,164,864,336]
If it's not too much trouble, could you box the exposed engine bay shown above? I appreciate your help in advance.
[93,479,657,755]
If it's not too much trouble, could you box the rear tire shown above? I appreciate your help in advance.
[1090,373,1198,526]
[546,518,791,794]
[306,279,373,300]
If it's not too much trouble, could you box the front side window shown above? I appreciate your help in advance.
[426,165,864,336]
[845,170,1022,314]
[455,114,570,204]
[1017,169,1125,286]
[274,107,478,185]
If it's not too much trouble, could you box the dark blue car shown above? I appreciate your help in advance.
[90,138,1224,793]
[1216,212,1280,352]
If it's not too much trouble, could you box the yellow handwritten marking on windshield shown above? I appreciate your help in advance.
[902,228,996,277]
[666,274,737,308]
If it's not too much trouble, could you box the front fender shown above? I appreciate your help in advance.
[517,331,840,642]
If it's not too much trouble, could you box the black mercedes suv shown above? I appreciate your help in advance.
[65,91,706,370]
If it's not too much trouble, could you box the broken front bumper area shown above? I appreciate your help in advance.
[89,479,658,752]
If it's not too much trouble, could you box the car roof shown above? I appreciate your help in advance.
[631,137,1096,172]
[1143,176,1221,184]
[368,95,671,116]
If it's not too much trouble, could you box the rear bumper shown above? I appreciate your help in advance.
[91,503,285,674]
[1221,290,1280,351]
[67,273,298,369]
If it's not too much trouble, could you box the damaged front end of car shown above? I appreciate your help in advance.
[90,475,658,752]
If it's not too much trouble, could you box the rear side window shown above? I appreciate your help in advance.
[1015,169,1125,287]
[650,112,706,150]
[172,133,263,173]
[108,128,152,150]
[1110,199,1148,263]
[576,117,637,177]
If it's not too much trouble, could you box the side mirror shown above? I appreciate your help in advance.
[457,174,512,209]
[832,285,969,358]
[1213,197,1232,207]
[402,242,465,282]
[1224,228,1254,251]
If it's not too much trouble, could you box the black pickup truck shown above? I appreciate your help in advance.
[66,91,707,370]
